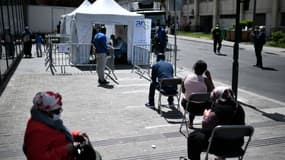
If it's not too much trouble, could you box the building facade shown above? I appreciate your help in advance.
[118,0,285,33]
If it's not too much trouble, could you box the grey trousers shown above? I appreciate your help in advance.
[96,53,107,81]
[36,43,42,57]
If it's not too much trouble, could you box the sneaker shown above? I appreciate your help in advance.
[145,102,155,108]
[98,79,110,85]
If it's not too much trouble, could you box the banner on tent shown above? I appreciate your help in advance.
[57,43,71,53]
[133,19,151,47]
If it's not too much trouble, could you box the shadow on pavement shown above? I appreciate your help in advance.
[98,84,114,89]
[75,64,135,71]
[262,66,278,71]
[216,53,227,56]
[160,105,184,124]
[239,101,285,122]
[262,112,285,122]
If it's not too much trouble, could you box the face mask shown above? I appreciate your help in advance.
[53,113,61,120]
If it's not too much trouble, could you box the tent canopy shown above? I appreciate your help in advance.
[60,0,91,35]
[73,0,144,63]
[78,0,139,16]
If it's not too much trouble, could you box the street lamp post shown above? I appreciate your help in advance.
[232,0,241,100]
[252,0,257,26]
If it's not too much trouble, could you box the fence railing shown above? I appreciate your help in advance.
[131,43,175,81]
[45,34,118,84]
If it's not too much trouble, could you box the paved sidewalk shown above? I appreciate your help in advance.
[169,35,285,57]
[0,44,284,160]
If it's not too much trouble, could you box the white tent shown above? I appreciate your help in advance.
[73,0,145,64]
[60,0,91,36]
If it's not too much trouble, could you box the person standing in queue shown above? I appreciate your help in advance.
[3,28,14,58]
[23,26,33,58]
[35,33,43,57]
[154,26,167,55]
[93,26,109,85]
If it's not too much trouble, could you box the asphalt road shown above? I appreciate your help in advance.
[169,38,285,106]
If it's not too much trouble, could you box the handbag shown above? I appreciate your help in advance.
[75,136,102,160]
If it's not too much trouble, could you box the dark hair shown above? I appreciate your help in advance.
[100,26,106,34]
[193,60,207,75]
[156,53,165,61]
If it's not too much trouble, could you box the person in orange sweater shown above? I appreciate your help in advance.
[23,91,91,160]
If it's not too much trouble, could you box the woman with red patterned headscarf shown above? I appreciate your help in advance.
[23,91,93,160]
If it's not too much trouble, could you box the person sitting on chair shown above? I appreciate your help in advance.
[187,86,245,160]
[23,91,102,160]
[181,60,215,128]
[145,53,176,108]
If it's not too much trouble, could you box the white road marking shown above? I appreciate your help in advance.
[145,124,175,129]
[118,84,149,88]
[122,90,147,94]
[124,105,143,109]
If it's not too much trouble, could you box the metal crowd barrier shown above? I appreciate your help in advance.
[131,43,175,81]
[45,34,118,84]
[132,45,152,81]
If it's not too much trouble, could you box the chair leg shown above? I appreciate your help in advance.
[158,94,161,114]
[176,95,180,112]
[179,109,189,137]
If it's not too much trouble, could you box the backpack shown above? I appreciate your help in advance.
[23,34,30,42]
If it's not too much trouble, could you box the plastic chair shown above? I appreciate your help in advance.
[157,77,182,114]
[204,125,254,160]
[179,92,211,136]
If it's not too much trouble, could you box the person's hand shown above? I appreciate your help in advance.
[203,109,211,118]
[205,70,211,78]
[73,131,88,142]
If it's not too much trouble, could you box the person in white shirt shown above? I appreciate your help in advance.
[181,60,215,128]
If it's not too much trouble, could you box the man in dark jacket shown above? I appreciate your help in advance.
[212,24,222,54]
[252,26,266,68]
[23,26,32,58]
[145,53,176,107]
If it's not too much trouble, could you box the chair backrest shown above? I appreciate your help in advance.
[160,77,182,87]
[189,92,211,103]
[211,125,254,139]
[205,125,254,160]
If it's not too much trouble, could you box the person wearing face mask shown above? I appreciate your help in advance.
[23,91,99,160]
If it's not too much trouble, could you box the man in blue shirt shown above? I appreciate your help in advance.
[145,53,176,107]
[35,34,42,57]
[93,26,109,85]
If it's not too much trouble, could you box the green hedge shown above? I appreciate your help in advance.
[269,31,285,48]
[232,20,253,30]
